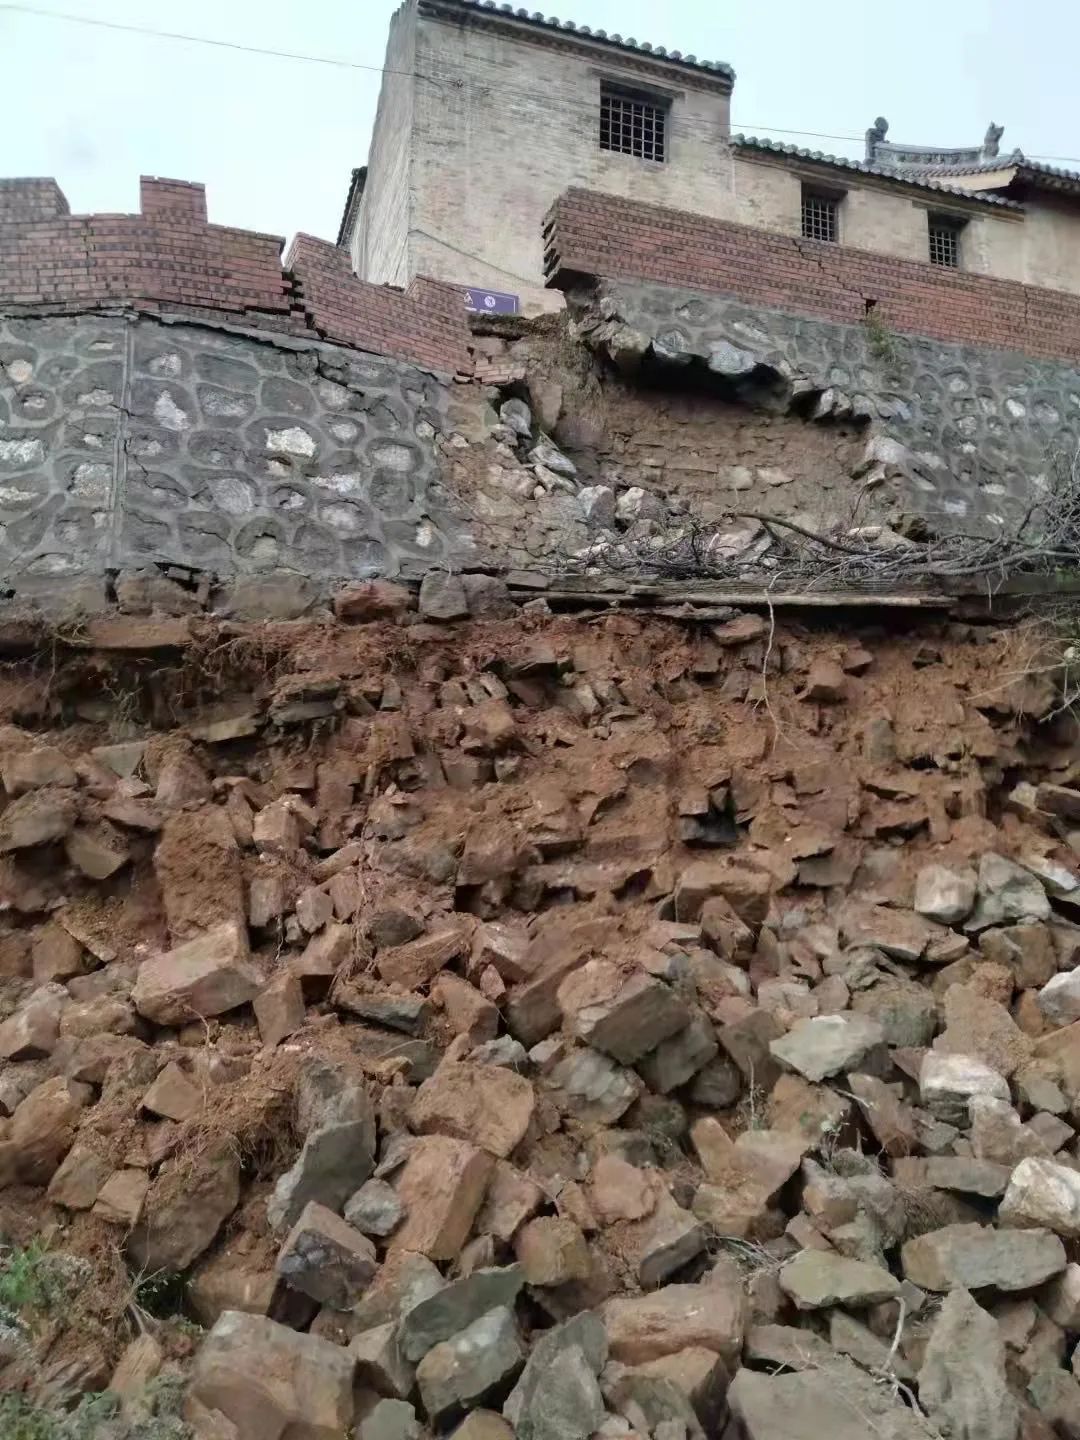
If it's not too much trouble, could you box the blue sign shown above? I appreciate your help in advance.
[463,287,519,315]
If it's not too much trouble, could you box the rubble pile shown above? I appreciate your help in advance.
[1,596,1080,1439]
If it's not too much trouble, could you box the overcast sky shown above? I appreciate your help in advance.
[1,0,1077,246]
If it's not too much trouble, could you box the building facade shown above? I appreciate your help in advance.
[340,1,1080,310]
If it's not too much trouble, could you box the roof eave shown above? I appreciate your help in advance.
[418,0,734,90]
[335,167,367,251]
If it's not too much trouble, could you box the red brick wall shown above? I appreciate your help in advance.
[0,176,471,374]
[286,234,470,375]
[544,188,1080,364]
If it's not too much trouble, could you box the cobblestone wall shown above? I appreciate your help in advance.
[0,313,485,591]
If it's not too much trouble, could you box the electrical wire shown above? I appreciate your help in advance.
[4,2,1080,166]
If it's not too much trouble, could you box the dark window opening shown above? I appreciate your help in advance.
[801,189,840,243]
[600,86,667,163]
[928,215,964,268]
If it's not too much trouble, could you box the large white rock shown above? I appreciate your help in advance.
[919,1052,1009,1122]
[1000,1157,1080,1237]
[913,864,976,925]
[1038,967,1080,1027]
[770,1014,885,1083]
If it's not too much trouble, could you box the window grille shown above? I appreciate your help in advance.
[928,218,962,267]
[600,88,666,162]
[801,190,839,242]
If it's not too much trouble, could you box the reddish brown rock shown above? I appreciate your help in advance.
[132,923,259,1026]
[254,971,306,1047]
[409,1062,535,1158]
[391,1135,494,1262]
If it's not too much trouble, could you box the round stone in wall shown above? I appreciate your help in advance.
[207,476,257,515]
[265,425,318,458]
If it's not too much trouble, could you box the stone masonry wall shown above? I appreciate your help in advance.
[0,312,487,593]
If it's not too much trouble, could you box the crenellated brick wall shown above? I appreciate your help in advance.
[543,188,1080,364]
[0,176,471,374]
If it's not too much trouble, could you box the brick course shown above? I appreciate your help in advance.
[544,188,1080,364]
[0,176,470,374]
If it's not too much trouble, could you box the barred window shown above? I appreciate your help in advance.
[599,85,666,162]
[801,189,839,243]
[928,216,963,268]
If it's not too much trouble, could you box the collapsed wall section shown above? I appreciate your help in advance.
[544,189,1080,538]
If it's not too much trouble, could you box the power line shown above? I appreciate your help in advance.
[4,2,1080,167]
[0,2,399,73]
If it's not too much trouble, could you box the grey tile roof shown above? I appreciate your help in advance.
[898,153,1080,189]
[441,1,735,80]
[732,136,1024,210]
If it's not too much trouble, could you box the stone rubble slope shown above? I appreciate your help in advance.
[0,596,1080,1439]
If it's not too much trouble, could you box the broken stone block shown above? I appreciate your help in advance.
[46,1142,111,1210]
[968,853,1052,932]
[334,579,413,623]
[267,1075,376,1232]
[674,859,772,927]
[416,1306,525,1424]
[847,1072,918,1157]
[0,982,64,1059]
[632,1347,730,1432]
[65,820,130,879]
[391,1135,494,1261]
[2,745,77,795]
[477,1162,545,1243]
[970,1096,1050,1165]
[360,1399,420,1440]
[1027,1369,1080,1438]
[434,972,499,1044]
[253,970,305,1047]
[351,1323,417,1401]
[637,1011,719,1094]
[601,1280,746,1366]
[0,1075,92,1186]
[378,924,472,989]
[634,1195,707,1289]
[840,903,943,962]
[419,572,470,621]
[729,1361,934,1440]
[409,1061,534,1157]
[515,1217,590,1287]
[399,1267,525,1363]
[921,1156,1012,1197]
[558,960,690,1064]
[770,1014,886,1083]
[802,657,847,702]
[132,923,258,1026]
[0,787,76,851]
[1000,1157,1080,1236]
[129,1143,240,1272]
[93,1167,150,1226]
[778,1250,900,1310]
[919,1051,1010,1122]
[901,1222,1065,1293]
[291,922,351,995]
[1038,966,1080,1027]
[546,1046,642,1126]
[275,1200,377,1309]
[935,982,1031,1078]
[345,1178,405,1238]
[1038,1262,1080,1328]
[31,923,84,983]
[918,1285,1018,1440]
[914,863,977,924]
[142,1061,201,1122]
[188,1311,354,1440]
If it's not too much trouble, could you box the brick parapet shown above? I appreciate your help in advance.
[0,176,471,374]
[544,187,1080,364]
